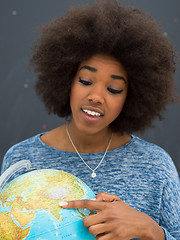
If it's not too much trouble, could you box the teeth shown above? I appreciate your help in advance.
[83,109,101,117]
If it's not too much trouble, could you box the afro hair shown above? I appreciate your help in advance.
[30,0,177,133]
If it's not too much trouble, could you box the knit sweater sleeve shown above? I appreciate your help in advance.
[160,170,180,240]
[162,228,177,240]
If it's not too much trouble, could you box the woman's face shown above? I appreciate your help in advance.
[70,54,128,135]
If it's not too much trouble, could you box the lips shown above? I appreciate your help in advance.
[81,106,104,117]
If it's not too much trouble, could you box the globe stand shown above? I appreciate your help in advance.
[0,160,31,192]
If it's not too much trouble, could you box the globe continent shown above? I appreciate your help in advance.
[0,169,96,240]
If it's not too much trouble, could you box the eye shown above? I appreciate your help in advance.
[107,88,123,94]
[79,77,92,86]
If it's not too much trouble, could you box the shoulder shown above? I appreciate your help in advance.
[129,135,179,179]
[130,135,168,155]
[1,133,44,174]
[111,135,179,184]
[5,133,43,155]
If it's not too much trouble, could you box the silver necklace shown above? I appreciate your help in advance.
[66,125,113,178]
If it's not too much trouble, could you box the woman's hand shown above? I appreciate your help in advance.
[59,192,165,240]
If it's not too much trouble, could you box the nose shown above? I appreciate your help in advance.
[88,87,104,104]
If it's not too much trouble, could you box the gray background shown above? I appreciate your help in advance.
[0,0,180,174]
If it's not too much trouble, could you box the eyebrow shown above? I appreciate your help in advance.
[80,65,97,72]
[111,74,127,83]
[80,65,127,83]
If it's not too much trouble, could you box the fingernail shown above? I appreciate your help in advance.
[91,198,96,200]
[59,202,68,207]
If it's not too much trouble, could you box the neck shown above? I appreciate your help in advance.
[67,122,112,153]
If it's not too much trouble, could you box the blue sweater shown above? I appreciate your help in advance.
[1,133,180,240]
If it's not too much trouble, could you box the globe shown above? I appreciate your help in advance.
[0,168,96,240]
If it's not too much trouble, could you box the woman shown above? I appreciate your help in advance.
[1,0,179,239]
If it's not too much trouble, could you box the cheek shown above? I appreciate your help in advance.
[70,85,85,112]
[70,83,76,98]
[70,85,78,105]
[70,81,84,99]
[111,95,127,117]
[113,104,124,117]
[70,89,76,113]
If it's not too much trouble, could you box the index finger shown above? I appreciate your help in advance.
[59,199,105,211]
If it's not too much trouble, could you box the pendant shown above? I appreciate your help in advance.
[91,172,96,178]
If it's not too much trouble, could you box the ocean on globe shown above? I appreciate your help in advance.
[0,169,96,240]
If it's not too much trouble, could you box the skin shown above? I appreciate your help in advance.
[69,54,128,136]
[41,54,165,239]
[41,54,131,153]
[59,193,165,240]
[67,53,130,153]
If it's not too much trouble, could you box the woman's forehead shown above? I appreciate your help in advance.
[78,54,128,78]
